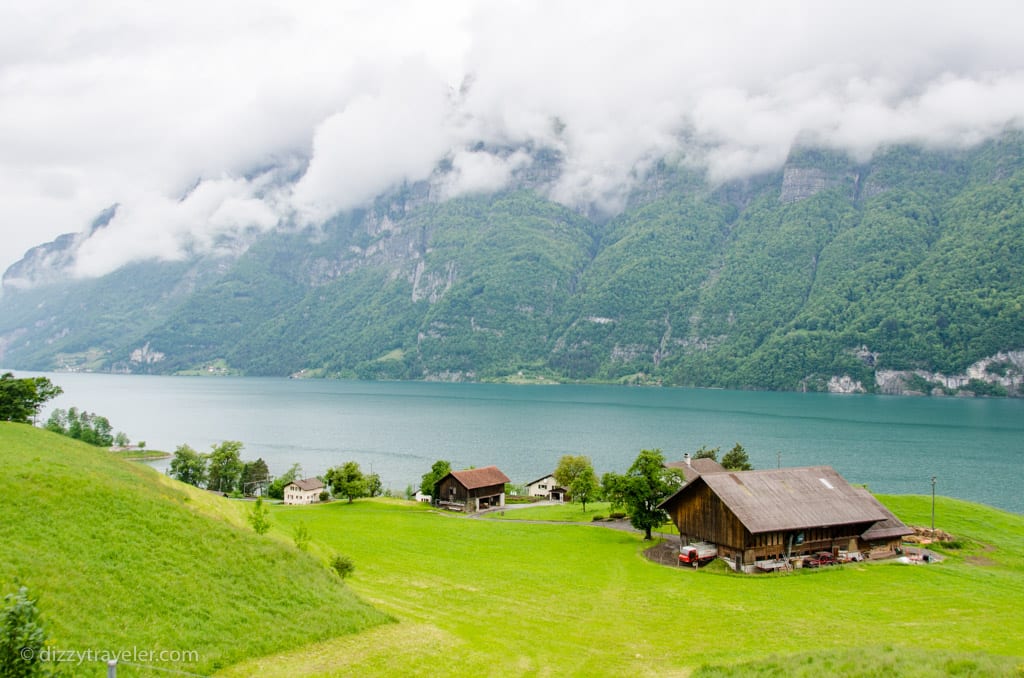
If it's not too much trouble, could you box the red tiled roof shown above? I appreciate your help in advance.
[450,466,511,489]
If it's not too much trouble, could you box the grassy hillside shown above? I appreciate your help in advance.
[0,422,390,675]
[221,495,1024,677]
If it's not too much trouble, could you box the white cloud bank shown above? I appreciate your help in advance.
[2,0,1023,278]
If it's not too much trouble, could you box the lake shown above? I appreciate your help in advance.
[12,371,1024,514]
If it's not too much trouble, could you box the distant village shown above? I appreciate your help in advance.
[278,451,915,575]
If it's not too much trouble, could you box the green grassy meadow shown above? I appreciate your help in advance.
[0,423,389,676]
[2,422,1023,676]
[229,495,1024,677]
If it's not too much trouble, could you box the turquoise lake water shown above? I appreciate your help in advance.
[16,371,1023,513]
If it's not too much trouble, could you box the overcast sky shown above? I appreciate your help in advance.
[2,1,1023,278]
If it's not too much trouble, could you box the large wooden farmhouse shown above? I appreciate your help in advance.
[435,466,510,513]
[659,466,912,572]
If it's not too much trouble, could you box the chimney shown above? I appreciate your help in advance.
[684,453,691,468]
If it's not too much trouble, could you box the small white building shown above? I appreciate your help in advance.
[283,477,325,505]
[526,474,565,502]
[414,490,432,503]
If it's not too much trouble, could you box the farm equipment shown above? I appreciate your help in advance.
[679,541,718,566]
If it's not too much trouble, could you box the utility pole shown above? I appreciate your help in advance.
[777,451,781,469]
[931,475,937,533]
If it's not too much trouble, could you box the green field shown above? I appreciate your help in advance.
[2,422,1023,676]
[0,423,389,676]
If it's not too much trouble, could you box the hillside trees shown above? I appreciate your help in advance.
[44,407,119,447]
[168,444,207,487]
[0,373,62,424]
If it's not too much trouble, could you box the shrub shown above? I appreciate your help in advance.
[0,585,50,678]
[591,515,606,522]
[609,511,627,520]
[331,554,355,580]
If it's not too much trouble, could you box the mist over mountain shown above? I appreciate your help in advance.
[2,134,1023,396]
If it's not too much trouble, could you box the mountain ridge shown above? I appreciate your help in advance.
[2,136,1023,395]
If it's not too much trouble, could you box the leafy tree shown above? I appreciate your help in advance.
[113,431,130,448]
[601,471,627,513]
[366,472,383,498]
[693,445,719,461]
[247,496,271,535]
[206,440,244,493]
[568,465,600,512]
[608,449,683,540]
[325,461,368,503]
[553,454,593,492]
[168,444,207,487]
[721,443,753,471]
[267,463,302,499]
[0,585,51,678]
[0,373,62,425]
[241,458,271,497]
[419,459,451,497]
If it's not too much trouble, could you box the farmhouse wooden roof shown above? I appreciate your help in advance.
[450,466,511,490]
[856,488,915,540]
[289,477,325,492]
[660,466,888,534]
[664,458,727,482]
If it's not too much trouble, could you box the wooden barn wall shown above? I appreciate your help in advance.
[436,477,468,503]
[669,484,747,550]
[467,483,504,500]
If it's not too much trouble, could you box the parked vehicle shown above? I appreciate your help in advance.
[679,541,718,566]
[838,550,864,563]
[802,551,836,568]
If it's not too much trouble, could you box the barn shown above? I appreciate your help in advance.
[659,466,912,572]
[435,466,511,513]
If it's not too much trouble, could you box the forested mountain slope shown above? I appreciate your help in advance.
[2,136,1023,394]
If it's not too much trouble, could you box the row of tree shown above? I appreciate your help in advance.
[168,441,272,496]
[44,407,131,448]
[168,441,385,503]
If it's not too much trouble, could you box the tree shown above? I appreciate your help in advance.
[721,443,753,471]
[0,585,50,678]
[0,373,62,425]
[168,444,207,487]
[241,458,271,497]
[366,472,383,498]
[614,449,683,540]
[267,463,303,499]
[693,445,720,461]
[325,461,368,503]
[248,496,271,535]
[568,465,600,512]
[206,440,244,494]
[419,459,451,497]
[553,454,593,493]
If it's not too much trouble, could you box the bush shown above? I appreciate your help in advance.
[331,554,355,580]
[609,511,627,520]
[591,514,606,522]
[0,585,50,678]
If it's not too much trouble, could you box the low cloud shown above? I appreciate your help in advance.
[2,1,1024,279]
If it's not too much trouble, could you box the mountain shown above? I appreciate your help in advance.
[2,135,1024,395]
